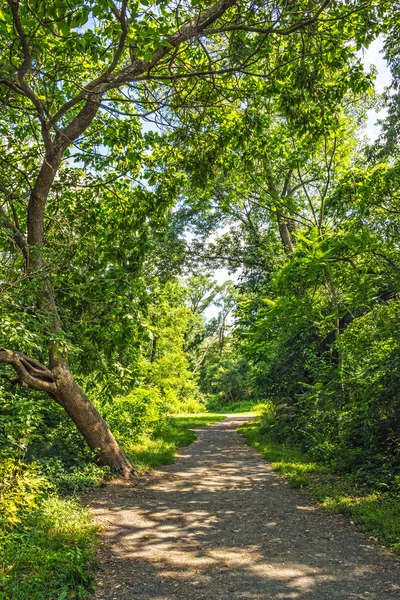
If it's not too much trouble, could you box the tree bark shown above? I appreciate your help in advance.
[266,175,294,255]
[277,211,294,254]
[0,348,134,475]
[52,363,133,475]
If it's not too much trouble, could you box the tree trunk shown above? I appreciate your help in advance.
[52,363,133,475]
[266,175,294,255]
[0,348,134,476]
[277,211,294,254]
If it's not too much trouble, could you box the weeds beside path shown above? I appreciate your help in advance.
[240,420,400,554]
[0,415,223,600]
[88,415,400,600]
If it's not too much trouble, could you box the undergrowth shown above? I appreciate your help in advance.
[0,495,98,600]
[239,420,400,553]
[206,399,267,414]
[0,413,223,599]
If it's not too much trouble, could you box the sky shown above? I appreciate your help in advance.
[361,36,391,141]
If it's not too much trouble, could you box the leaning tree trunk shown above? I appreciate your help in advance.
[1,133,134,474]
[0,348,134,476]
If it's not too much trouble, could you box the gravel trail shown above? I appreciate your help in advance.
[89,415,400,599]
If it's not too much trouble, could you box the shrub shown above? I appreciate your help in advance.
[40,458,109,494]
[0,458,48,529]
[103,386,169,442]
[0,495,98,599]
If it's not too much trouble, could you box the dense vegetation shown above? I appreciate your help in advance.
[0,0,399,597]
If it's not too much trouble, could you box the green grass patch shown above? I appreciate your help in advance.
[0,414,223,599]
[239,420,400,553]
[124,414,224,471]
[206,399,267,414]
[0,496,98,600]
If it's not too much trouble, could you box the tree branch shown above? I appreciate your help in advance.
[8,0,53,152]
[0,348,57,394]
[0,205,29,268]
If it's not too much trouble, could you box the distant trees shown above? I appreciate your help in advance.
[1,0,350,469]
[155,13,400,475]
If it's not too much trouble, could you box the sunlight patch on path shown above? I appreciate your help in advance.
[89,415,400,600]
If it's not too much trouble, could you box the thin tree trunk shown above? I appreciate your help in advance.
[277,211,294,254]
[266,174,294,255]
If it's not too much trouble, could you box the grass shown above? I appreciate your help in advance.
[1,414,223,599]
[239,419,400,553]
[124,413,225,471]
[0,496,98,600]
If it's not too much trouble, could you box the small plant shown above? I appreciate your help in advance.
[240,419,400,553]
[0,458,48,529]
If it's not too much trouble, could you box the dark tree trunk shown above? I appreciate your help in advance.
[52,364,133,475]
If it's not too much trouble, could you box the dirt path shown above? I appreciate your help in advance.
[88,415,400,599]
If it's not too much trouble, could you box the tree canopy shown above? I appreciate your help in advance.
[0,0,398,501]
[4,1,400,594]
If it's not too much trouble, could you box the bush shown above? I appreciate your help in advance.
[0,457,100,599]
[0,387,46,460]
[103,386,169,442]
[40,458,109,494]
[26,402,93,469]
[0,458,48,529]
[0,495,98,599]
[207,398,268,413]
[256,300,400,487]
[177,397,207,413]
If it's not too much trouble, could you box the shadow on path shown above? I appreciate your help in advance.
[88,416,400,600]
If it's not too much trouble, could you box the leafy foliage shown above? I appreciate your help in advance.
[0,0,399,591]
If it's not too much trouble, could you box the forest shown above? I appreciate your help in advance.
[1,0,400,598]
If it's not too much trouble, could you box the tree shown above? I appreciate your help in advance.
[1,0,355,471]
[140,278,200,406]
